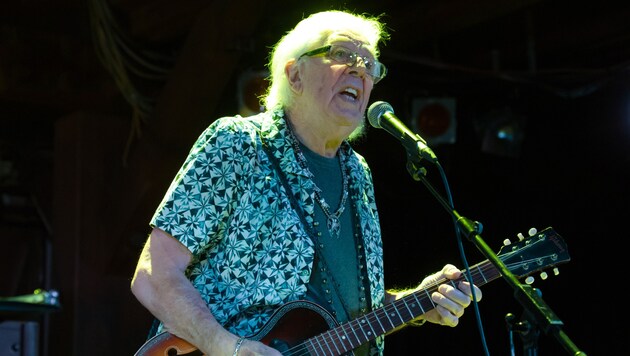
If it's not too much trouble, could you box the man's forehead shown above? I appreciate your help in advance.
[328,32,371,47]
[327,33,375,55]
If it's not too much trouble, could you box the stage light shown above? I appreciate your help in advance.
[409,97,457,146]
[476,107,526,158]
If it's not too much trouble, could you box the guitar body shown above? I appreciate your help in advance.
[135,300,341,356]
[250,300,340,353]
[135,332,203,356]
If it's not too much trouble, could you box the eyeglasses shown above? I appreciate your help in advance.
[298,44,387,84]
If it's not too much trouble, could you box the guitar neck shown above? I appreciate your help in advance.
[306,260,497,354]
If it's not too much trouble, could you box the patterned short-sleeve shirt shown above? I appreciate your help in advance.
[151,109,386,353]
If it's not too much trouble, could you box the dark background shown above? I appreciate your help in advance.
[1,0,627,355]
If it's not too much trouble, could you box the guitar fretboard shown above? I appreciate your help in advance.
[306,260,498,355]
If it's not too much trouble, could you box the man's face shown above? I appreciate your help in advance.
[298,33,377,131]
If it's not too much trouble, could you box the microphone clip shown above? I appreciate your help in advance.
[406,156,428,181]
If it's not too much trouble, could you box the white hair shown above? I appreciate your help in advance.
[262,10,389,111]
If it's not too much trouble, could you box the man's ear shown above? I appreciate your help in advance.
[285,60,302,93]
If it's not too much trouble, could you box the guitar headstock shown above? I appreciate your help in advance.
[498,227,570,283]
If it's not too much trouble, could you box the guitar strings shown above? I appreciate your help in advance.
[280,249,551,355]
[279,263,489,355]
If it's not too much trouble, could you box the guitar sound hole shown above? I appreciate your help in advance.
[268,338,355,356]
[269,339,291,354]
[166,347,203,356]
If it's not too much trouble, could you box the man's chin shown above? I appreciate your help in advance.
[347,120,367,143]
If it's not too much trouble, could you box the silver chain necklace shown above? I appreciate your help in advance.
[286,125,349,238]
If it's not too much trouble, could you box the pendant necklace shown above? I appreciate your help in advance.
[286,124,349,238]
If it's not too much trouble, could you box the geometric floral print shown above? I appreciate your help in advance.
[150,109,386,353]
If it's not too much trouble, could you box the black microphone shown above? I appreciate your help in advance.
[367,101,438,163]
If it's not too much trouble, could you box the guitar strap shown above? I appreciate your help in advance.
[259,134,320,239]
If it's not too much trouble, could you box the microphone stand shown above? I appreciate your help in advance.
[405,156,586,356]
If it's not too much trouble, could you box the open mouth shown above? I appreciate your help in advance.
[340,87,359,100]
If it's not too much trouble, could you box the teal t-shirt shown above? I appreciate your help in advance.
[300,142,371,355]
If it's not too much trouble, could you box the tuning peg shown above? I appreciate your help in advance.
[516,233,525,241]
[503,239,512,246]
[539,272,548,280]
[553,268,560,276]
[525,276,535,284]
[528,227,538,236]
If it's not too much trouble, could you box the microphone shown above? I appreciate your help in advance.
[367,101,438,163]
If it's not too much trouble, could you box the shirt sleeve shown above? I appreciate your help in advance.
[150,118,250,257]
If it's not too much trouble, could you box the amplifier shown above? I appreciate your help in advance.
[0,321,39,356]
